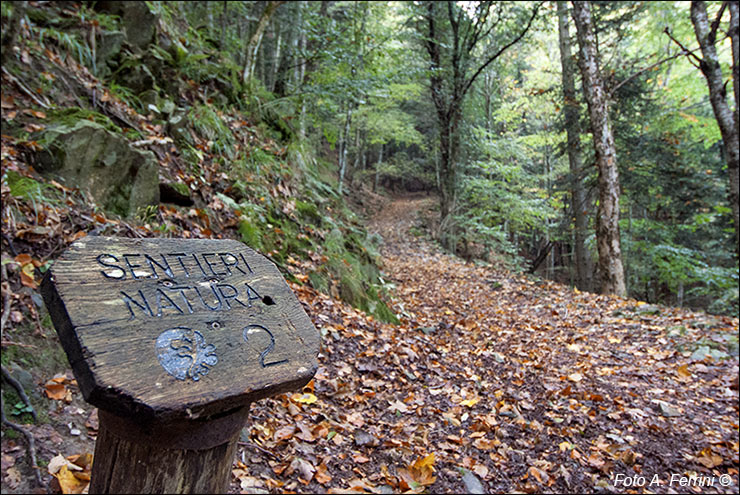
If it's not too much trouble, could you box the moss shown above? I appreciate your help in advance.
[238,219,263,251]
[308,271,329,293]
[295,200,322,224]
[339,272,368,311]
[44,107,121,135]
[105,181,133,218]
[373,300,399,324]
[4,171,58,204]
[170,181,190,196]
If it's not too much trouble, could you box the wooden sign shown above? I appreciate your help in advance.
[41,236,320,422]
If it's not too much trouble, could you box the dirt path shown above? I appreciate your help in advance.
[361,194,740,493]
[367,193,437,247]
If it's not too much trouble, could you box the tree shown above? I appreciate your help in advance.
[1,1,27,65]
[572,1,627,296]
[557,1,592,291]
[243,1,284,84]
[684,1,739,255]
[414,1,540,248]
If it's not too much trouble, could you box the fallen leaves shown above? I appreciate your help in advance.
[387,399,408,414]
[47,453,93,494]
[567,372,584,383]
[291,392,318,404]
[696,448,723,468]
[13,253,43,289]
[398,453,436,492]
[43,373,75,402]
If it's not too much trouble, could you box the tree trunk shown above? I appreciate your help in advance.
[437,115,460,248]
[338,104,353,195]
[557,0,592,291]
[219,1,227,50]
[572,1,626,297]
[243,1,284,84]
[271,25,282,93]
[691,1,739,256]
[374,143,383,193]
[420,0,539,251]
[352,127,362,174]
[1,1,27,65]
[299,2,307,139]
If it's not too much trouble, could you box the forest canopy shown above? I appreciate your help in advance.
[1,0,737,318]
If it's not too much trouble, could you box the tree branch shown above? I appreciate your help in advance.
[609,51,685,97]
[708,1,729,45]
[463,2,543,98]
[664,27,703,69]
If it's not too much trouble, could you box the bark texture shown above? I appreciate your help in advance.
[243,1,284,84]
[557,1,593,292]
[572,1,627,297]
[90,408,248,494]
[691,1,739,255]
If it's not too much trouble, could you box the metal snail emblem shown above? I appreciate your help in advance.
[156,327,218,381]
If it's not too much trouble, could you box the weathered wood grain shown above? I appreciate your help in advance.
[89,408,246,493]
[41,236,320,422]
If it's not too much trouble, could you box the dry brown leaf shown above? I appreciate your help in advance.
[55,465,88,494]
[315,461,332,484]
[273,424,296,442]
[45,382,67,400]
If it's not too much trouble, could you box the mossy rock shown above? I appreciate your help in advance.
[95,1,156,50]
[96,30,126,78]
[34,120,159,217]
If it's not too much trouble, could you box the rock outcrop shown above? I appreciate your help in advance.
[35,120,159,217]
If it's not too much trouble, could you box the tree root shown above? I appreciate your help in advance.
[1,401,44,488]
[1,263,44,488]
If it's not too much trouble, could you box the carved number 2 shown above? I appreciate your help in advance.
[242,324,288,368]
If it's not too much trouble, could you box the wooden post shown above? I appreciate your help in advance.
[40,237,320,494]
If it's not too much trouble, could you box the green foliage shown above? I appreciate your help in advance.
[3,171,59,205]
[623,218,738,314]
[317,227,398,324]
[44,107,121,135]
[187,104,236,159]
[35,25,94,68]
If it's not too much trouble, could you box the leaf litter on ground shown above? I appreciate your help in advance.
[234,195,738,494]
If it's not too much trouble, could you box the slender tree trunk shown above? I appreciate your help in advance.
[293,1,304,136]
[298,1,307,139]
[572,1,626,297]
[374,144,383,193]
[483,71,493,134]
[352,127,362,172]
[691,1,739,256]
[730,2,739,114]
[219,1,227,50]
[435,148,440,192]
[271,26,282,92]
[557,1,592,291]
[243,1,284,84]
[338,104,353,195]
[1,1,27,65]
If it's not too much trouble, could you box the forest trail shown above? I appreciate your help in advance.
[339,193,740,493]
[367,193,437,248]
[2,193,738,494]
